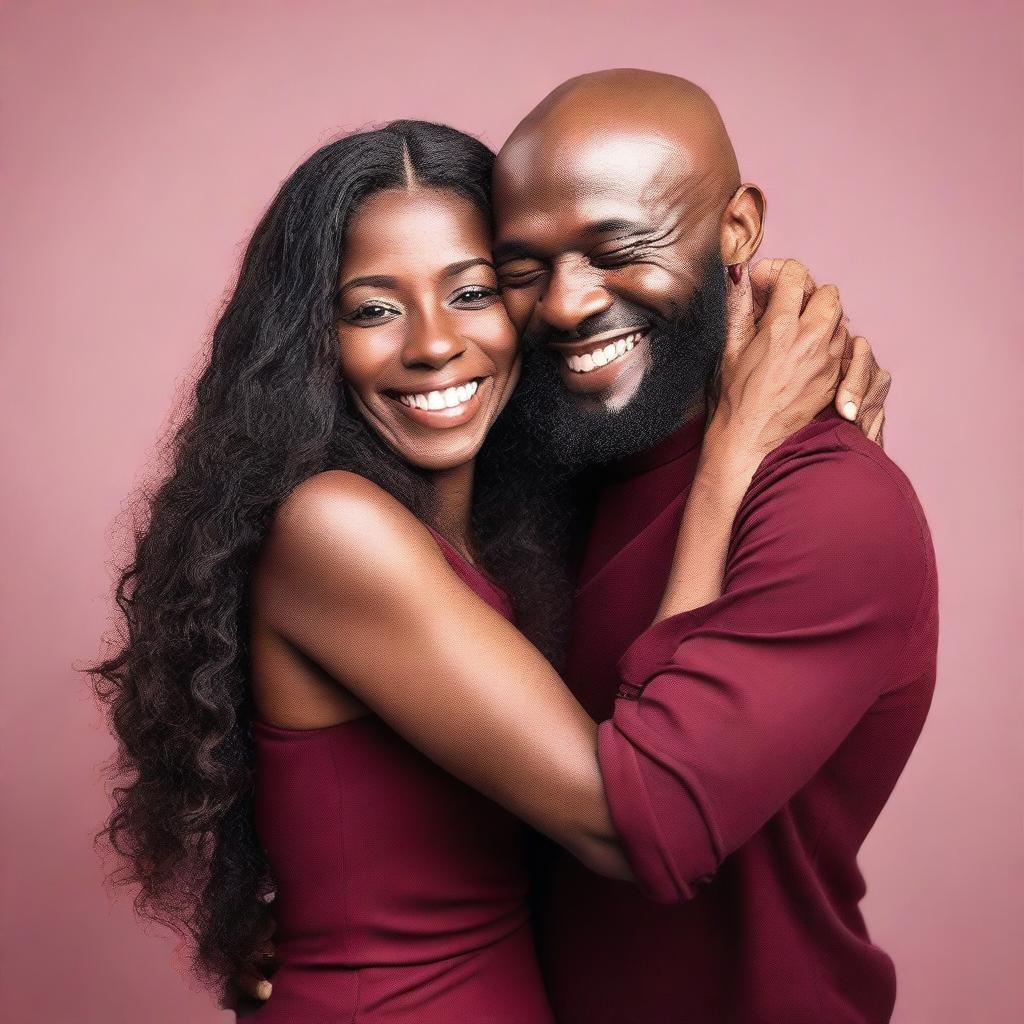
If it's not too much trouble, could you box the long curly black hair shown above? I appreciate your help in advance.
[84,120,574,996]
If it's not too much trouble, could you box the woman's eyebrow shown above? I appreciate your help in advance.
[443,258,495,278]
[338,260,494,295]
[338,274,398,295]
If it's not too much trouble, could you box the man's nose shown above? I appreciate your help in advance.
[538,260,611,335]
[401,309,466,369]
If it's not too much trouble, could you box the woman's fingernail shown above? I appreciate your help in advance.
[728,264,742,284]
[842,400,858,420]
[257,981,273,1000]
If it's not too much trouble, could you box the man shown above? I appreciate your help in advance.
[239,70,936,1023]
[492,69,936,1024]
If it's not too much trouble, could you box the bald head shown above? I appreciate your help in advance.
[501,69,740,200]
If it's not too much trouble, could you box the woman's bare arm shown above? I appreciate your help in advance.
[655,259,886,623]
[254,469,631,878]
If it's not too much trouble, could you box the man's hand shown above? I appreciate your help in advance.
[748,259,890,447]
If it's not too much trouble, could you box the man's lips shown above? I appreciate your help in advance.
[547,326,651,390]
[548,325,649,358]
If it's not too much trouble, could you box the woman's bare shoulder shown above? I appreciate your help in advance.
[265,470,444,591]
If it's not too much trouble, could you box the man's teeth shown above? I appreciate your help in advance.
[565,332,643,374]
[397,379,479,409]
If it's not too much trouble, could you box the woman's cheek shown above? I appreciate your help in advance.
[475,307,520,375]
[498,287,535,336]
[337,325,396,388]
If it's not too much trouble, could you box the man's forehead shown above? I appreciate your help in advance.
[494,132,695,245]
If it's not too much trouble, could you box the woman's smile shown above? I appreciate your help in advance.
[386,374,488,425]
[336,186,519,472]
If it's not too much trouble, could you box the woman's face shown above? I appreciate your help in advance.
[336,186,519,472]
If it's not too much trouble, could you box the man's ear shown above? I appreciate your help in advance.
[720,183,765,265]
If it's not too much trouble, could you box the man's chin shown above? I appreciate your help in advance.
[558,344,653,420]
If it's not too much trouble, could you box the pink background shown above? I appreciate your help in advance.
[2,2,1020,1021]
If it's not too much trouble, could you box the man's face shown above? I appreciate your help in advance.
[493,130,728,465]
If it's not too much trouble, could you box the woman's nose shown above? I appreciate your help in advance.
[401,310,467,369]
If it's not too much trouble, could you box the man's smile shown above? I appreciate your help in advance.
[548,325,651,394]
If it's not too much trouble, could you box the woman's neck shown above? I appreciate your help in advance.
[429,460,476,561]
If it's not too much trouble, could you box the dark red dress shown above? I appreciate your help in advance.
[249,526,554,1023]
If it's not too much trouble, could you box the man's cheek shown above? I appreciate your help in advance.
[616,263,693,319]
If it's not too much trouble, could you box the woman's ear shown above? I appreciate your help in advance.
[720,183,765,266]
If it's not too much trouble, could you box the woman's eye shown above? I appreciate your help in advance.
[452,286,498,306]
[346,302,398,324]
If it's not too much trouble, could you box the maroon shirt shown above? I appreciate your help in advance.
[535,409,938,1024]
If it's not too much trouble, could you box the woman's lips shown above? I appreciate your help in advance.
[384,376,489,428]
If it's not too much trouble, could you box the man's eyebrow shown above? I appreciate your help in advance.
[493,218,655,264]
[492,239,536,263]
[492,220,654,264]
[586,218,651,236]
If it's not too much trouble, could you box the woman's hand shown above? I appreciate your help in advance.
[653,258,886,624]
[744,258,890,448]
[710,259,845,465]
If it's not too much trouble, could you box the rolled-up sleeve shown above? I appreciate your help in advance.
[597,439,936,903]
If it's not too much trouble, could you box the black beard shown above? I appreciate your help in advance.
[503,251,727,472]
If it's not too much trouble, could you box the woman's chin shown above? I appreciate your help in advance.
[403,437,485,473]
[356,391,498,473]
[379,427,487,474]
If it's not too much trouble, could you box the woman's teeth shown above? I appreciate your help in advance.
[397,379,479,410]
[564,332,644,374]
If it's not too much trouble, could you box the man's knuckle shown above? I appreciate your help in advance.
[767,317,794,342]
[777,259,804,284]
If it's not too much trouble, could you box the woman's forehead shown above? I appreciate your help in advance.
[342,187,491,269]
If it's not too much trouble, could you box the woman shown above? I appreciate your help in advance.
[88,120,876,1022]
